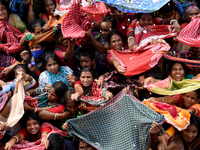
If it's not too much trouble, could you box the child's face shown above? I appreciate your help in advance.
[58,34,69,47]
[48,87,59,102]
[66,101,79,115]
[183,91,199,108]
[80,56,94,68]
[15,67,26,78]
[139,14,154,26]
[26,119,40,135]
[80,71,94,87]
[44,0,56,15]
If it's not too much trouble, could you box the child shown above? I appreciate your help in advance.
[54,25,75,69]
[74,48,102,78]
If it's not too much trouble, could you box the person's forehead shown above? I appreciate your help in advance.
[100,21,112,28]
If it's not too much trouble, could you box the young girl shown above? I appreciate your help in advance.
[38,51,74,88]
[4,112,50,149]
[41,0,57,23]
[71,66,113,112]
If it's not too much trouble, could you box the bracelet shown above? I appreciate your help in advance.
[28,12,33,14]
[75,91,82,96]
[26,92,30,96]
[34,107,38,113]
[35,70,40,77]
[161,97,164,103]
[128,36,135,43]
[13,136,19,143]
[54,113,58,120]
[170,19,177,25]
[114,63,120,68]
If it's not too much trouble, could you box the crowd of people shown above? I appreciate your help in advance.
[0,0,200,149]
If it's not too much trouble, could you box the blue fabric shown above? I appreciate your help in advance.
[96,0,170,13]
[47,66,70,87]
[63,139,77,150]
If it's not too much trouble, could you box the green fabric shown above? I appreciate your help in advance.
[146,76,200,96]
[25,33,35,41]
[8,13,26,32]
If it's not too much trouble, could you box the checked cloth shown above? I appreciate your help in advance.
[67,90,164,150]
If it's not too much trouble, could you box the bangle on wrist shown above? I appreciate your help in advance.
[42,134,47,138]
[13,136,19,143]
[114,63,120,68]
[28,12,33,14]
[161,97,164,103]
[34,107,38,113]
[76,91,82,96]
[26,92,30,96]
[54,113,58,120]
[170,19,177,25]
[128,36,135,43]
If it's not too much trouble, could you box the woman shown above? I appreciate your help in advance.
[71,66,113,112]
[181,5,199,28]
[107,20,175,76]
[154,113,200,150]
[144,61,200,96]
[38,51,74,88]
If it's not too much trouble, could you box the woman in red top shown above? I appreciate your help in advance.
[5,112,51,150]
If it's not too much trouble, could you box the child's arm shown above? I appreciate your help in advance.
[63,39,75,62]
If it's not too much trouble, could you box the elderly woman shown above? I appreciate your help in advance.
[181,4,199,28]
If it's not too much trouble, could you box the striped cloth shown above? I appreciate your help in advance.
[177,17,200,47]
[67,90,164,150]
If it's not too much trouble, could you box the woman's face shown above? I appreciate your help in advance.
[0,3,8,21]
[182,124,198,143]
[169,63,185,81]
[80,71,94,87]
[46,58,59,74]
[183,91,199,108]
[34,24,44,35]
[15,67,26,78]
[26,119,40,135]
[139,14,154,26]
[48,87,59,102]
[30,43,44,59]
[109,34,123,51]
[187,8,199,22]
[44,0,55,15]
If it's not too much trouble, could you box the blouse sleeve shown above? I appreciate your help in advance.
[48,104,65,113]
[18,128,28,140]
[38,71,49,88]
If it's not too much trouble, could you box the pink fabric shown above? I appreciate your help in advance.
[12,122,67,150]
[178,17,200,47]
[0,92,8,111]
[0,20,24,55]
[61,0,93,46]
[80,2,110,22]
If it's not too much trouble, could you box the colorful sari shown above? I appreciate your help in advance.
[143,100,190,131]
[108,22,176,76]
[144,76,200,95]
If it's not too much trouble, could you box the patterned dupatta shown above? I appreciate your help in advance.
[107,22,176,76]
[144,76,200,95]
[0,20,24,55]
